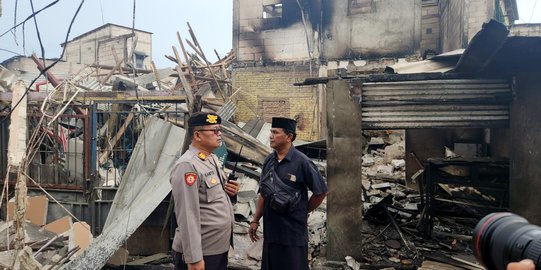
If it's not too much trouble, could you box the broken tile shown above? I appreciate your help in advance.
[7,195,49,226]
[69,222,93,257]
[43,216,72,236]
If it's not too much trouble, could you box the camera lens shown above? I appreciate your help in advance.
[473,212,541,270]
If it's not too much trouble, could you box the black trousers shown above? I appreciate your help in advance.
[171,250,228,270]
[262,242,309,270]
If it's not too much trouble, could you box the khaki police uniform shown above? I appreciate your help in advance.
[170,144,234,265]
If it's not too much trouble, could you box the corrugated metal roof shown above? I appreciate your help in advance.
[216,99,237,121]
[359,79,511,129]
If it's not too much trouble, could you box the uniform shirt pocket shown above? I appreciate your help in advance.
[205,176,223,203]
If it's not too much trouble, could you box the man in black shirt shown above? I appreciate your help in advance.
[249,117,328,270]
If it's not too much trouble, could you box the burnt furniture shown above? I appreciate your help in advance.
[419,157,509,237]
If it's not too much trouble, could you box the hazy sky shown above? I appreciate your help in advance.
[0,0,233,68]
[0,0,540,68]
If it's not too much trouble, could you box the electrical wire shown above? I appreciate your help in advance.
[0,48,23,56]
[99,0,105,24]
[22,23,27,56]
[1,0,86,123]
[12,0,19,45]
[529,0,539,23]
[131,0,141,104]
[0,0,61,39]
[29,0,46,62]
[29,0,48,93]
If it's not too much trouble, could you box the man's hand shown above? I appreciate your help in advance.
[507,259,535,270]
[225,180,240,197]
[249,222,260,242]
[188,259,205,270]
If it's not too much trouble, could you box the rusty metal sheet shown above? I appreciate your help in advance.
[359,79,511,129]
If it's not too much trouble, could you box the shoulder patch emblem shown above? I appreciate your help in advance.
[185,172,197,186]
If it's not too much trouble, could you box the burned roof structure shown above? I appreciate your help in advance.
[316,19,541,267]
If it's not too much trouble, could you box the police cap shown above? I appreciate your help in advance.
[188,112,221,127]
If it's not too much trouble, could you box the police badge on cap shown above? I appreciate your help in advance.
[271,117,297,134]
[188,112,222,127]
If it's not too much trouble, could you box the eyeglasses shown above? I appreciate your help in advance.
[196,127,222,135]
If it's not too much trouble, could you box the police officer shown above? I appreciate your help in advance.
[249,117,328,270]
[170,112,240,270]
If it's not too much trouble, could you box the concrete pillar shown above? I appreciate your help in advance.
[326,78,365,261]
[7,80,27,169]
[510,73,541,225]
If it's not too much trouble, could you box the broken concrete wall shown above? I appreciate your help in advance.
[510,73,541,225]
[321,0,422,60]
[62,24,152,68]
[1,56,85,89]
[232,65,322,140]
[233,0,320,62]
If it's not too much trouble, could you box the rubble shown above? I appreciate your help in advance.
[0,19,512,270]
[0,218,86,269]
[353,130,498,269]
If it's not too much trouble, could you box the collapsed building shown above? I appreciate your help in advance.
[3,0,541,269]
[231,0,520,262]
[0,21,245,269]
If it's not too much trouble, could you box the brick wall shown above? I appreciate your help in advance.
[232,65,321,141]
[421,1,440,54]
[97,39,126,66]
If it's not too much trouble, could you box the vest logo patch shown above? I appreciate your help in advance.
[288,173,297,182]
